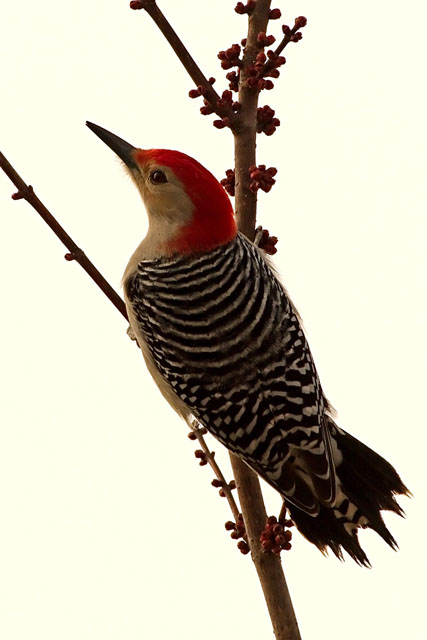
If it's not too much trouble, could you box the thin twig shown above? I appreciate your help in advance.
[137,1,238,127]
[0,150,128,320]
[257,21,304,81]
[191,421,241,522]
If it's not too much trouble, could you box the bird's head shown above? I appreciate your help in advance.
[86,122,237,257]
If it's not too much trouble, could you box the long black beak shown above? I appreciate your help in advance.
[86,121,138,170]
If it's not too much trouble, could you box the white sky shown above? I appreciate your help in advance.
[1,1,426,638]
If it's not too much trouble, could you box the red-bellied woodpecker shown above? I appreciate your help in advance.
[87,121,409,566]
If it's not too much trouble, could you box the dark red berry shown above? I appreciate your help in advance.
[294,16,307,29]
[291,32,303,42]
[237,541,250,555]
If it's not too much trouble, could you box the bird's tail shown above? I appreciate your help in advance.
[286,419,411,566]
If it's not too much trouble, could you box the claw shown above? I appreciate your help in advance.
[127,325,137,341]
[254,226,264,247]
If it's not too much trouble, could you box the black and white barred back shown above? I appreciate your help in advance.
[125,233,408,565]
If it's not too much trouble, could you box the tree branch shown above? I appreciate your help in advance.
[133,0,238,127]
[130,2,302,638]
[256,17,307,82]
[231,3,302,638]
[0,150,128,320]
[189,421,242,524]
[234,0,272,239]
[230,457,301,640]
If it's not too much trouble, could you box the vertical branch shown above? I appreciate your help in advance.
[234,0,272,239]
[131,2,302,638]
[231,4,302,639]
[230,457,301,640]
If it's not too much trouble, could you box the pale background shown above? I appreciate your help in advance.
[1,1,426,638]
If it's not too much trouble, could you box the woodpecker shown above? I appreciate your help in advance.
[87,121,409,566]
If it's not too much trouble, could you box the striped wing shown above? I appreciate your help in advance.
[125,234,336,515]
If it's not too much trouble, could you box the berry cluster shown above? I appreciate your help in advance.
[216,90,241,113]
[257,105,280,136]
[242,16,305,92]
[269,8,281,20]
[294,15,308,28]
[211,478,236,498]
[257,31,276,48]
[282,16,308,42]
[213,117,231,130]
[225,514,250,554]
[246,48,282,90]
[257,228,278,255]
[247,72,274,91]
[260,515,293,555]
[213,91,240,128]
[218,44,242,70]
[187,426,208,441]
[226,70,239,92]
[200,100,214,116]
[189,427,212,465]
[189,84,240,129]
[194,449,215,466]
[221,166,278,196]
[249,164,277,193]
[188,78,216,100]
[246,49,286,91]
[234,0,255,14]
[220,169,235,196]
[282,26,301,43]
[265,50,286,77]
[190,12,308,122]
[235,2,281,19]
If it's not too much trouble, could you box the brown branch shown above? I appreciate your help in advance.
[190,421,241,523]
[230,457,301,640]
[132,2,301,639]
[231,3,302,639]
[0,150,128,320]
[257,18,307,82]
[234,0,272,240]
[135,0,238,127]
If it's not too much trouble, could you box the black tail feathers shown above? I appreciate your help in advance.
[287,422,410,567]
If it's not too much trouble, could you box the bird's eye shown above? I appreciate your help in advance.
[150,170,168,184]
